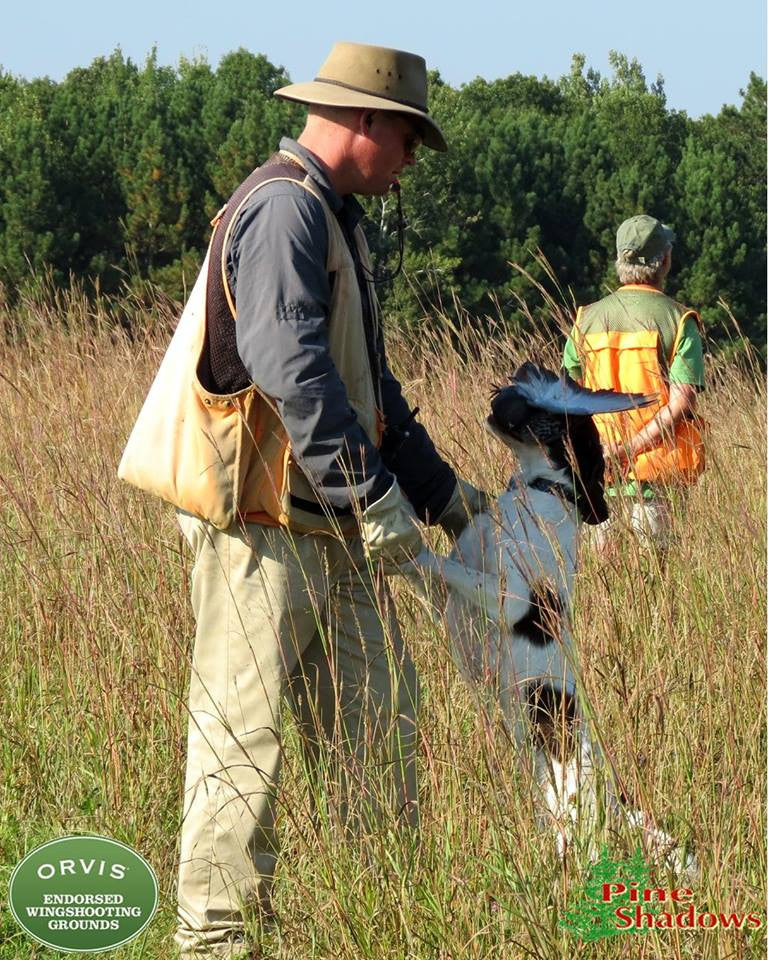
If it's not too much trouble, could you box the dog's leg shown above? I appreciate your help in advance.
[522,682,696,875]
[523,682,607,858]
[622,809,698,881]
[408,549,505,621]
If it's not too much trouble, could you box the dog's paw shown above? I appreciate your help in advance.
[624,809,698,884]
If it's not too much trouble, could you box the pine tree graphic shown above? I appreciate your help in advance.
[560,846,660,942]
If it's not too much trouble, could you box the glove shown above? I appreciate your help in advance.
[360,481,423,572]
[436,478,490,539]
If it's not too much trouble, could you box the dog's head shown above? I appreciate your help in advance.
[486,362,656,525]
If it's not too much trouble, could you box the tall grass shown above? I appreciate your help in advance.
[0,285,764,959]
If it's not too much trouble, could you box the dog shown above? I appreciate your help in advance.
[411,362,694,872]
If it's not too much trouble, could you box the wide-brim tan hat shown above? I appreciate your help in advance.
[274,41,447,152]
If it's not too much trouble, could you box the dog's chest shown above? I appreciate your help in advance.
[445,487,578,694]
[496,488,577,596]
[452,489,577,598]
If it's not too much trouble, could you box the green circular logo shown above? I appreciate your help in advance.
[8,835,158,953]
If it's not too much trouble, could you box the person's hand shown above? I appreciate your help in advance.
[602,440,633,477]
[436,478,490,539]
[360,481,423,573]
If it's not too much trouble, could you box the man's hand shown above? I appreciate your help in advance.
[436,478,490,539]
[605,382,698,467]
[360,481,423,572]
[602,439,632,470]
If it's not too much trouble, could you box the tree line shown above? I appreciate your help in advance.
[0,48,764,345]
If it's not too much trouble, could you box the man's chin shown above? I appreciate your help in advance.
[356,174,398,197]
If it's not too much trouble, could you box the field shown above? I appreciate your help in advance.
[0,286,764,959]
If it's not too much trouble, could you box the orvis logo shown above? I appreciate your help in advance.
[8,835,158,953]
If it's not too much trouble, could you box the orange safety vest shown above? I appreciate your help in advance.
[572,285,705,485]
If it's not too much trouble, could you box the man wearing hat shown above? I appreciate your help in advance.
[166,42,485,957]
[562,214,706,547]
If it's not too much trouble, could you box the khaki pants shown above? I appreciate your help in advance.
[174,512,418,957]
[590,493,673,552]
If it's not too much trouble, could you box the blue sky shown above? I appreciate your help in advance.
[2,0,765,117]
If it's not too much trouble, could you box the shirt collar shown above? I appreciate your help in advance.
[279,137,364,229]
[618,284,664,294]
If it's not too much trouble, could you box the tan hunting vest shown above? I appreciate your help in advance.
[118,152,382,534]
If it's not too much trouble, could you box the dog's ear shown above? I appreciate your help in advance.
[565,416,609,525]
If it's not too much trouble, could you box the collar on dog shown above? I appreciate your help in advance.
[507,476,576,505]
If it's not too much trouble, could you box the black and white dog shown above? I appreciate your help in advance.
[413,363,692,870]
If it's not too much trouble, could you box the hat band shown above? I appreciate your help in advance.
[312,76,429,114]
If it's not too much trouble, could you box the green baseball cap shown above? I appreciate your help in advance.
[616,215,675,265]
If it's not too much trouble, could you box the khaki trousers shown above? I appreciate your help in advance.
[590,493,673,552]
[174,512,418,957]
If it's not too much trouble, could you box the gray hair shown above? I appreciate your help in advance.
[615,250,669,286]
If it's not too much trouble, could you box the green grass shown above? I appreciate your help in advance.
[0,288,764,959]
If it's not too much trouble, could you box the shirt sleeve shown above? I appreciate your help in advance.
[227,183,393,509]
[377,361,457,523]
[562,331,583,382]
[669,314,706,388]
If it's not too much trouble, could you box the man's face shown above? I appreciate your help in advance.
[354,111,422,195]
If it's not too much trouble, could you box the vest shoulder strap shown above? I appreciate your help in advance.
[210,154,309,320]
[201,154,340,395]
[670,308,702,365]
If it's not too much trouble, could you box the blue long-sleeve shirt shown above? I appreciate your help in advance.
[225,137,456,521]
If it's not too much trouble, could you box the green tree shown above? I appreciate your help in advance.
[559,52,689,298]
[674,73,767,342]
[202,49,302,202]
[0,48,763,348]
[116,52,190,278]
[0,78,81,293]
[45,52,139,289]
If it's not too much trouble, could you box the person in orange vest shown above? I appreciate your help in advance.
[562,215,706,548]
